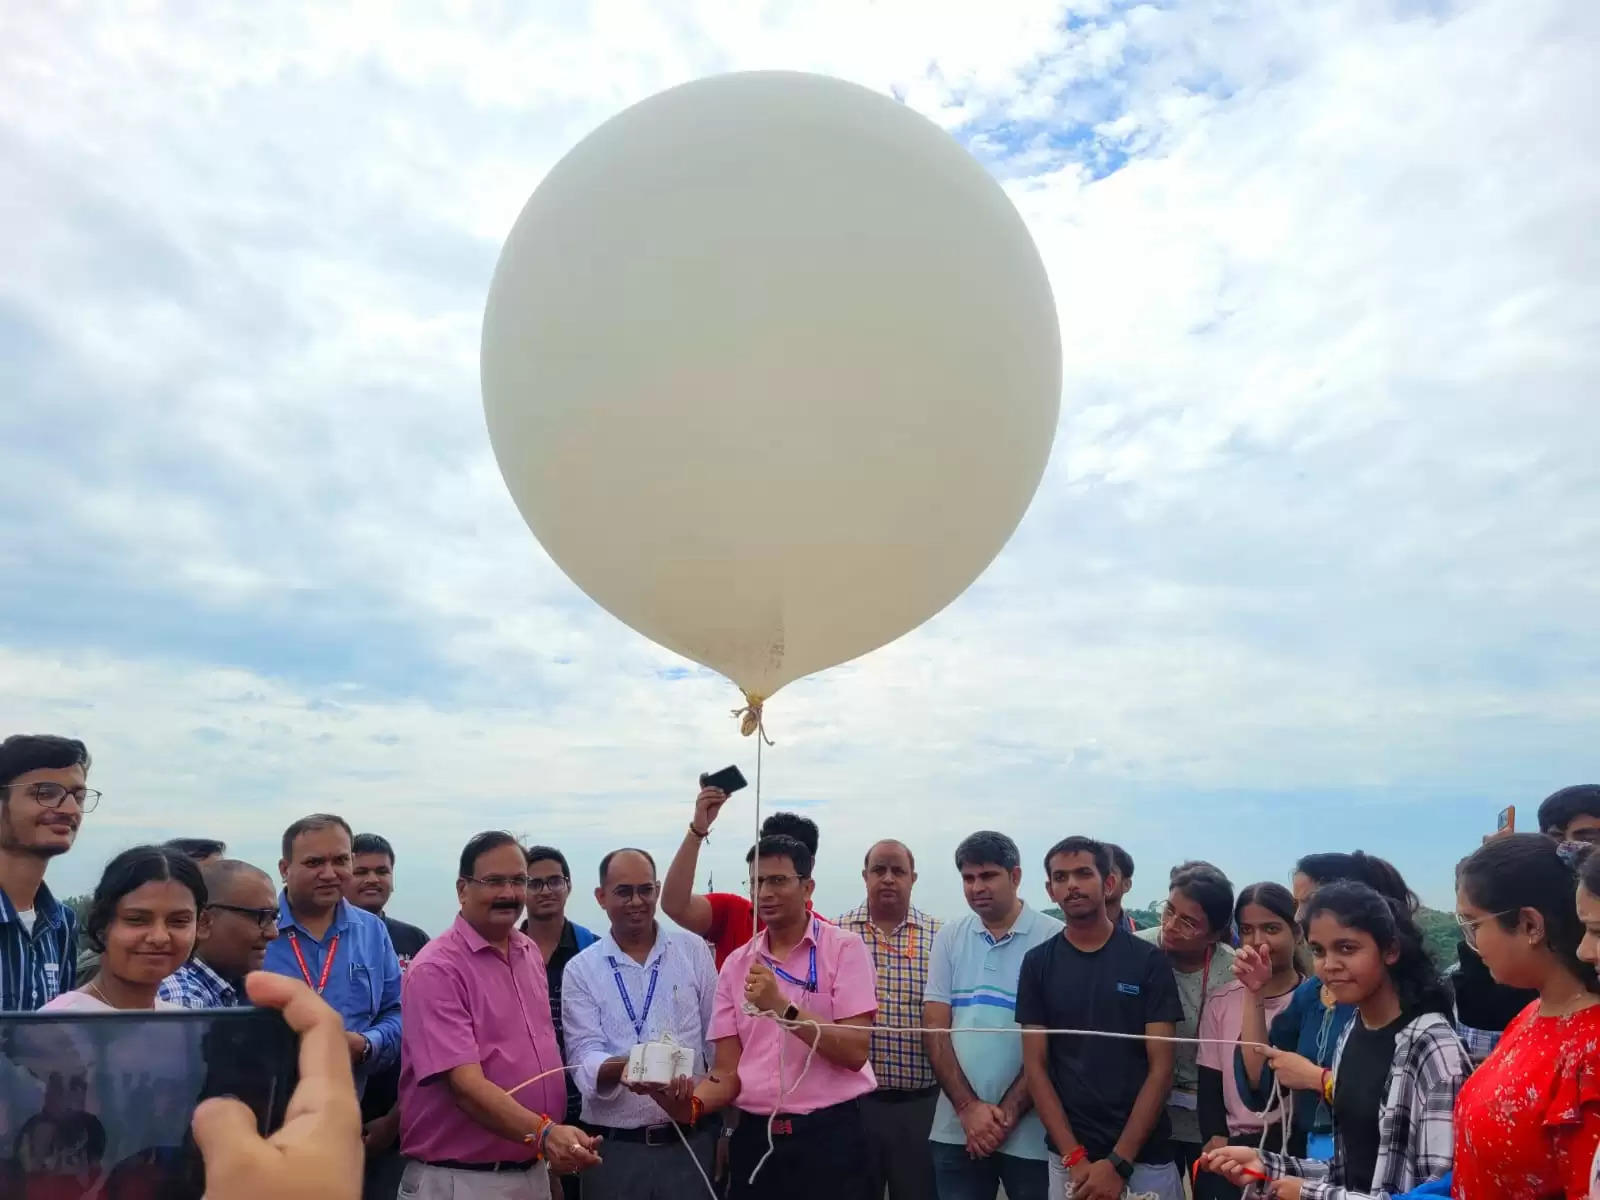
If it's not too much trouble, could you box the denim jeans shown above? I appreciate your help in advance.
[930,1140,1050,1200]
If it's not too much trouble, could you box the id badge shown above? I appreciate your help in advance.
[1307,1131,1336,1161]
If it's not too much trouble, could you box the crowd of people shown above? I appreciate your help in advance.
[4,731,1600,1200]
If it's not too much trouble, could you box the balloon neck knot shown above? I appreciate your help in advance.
[733,694,774,745]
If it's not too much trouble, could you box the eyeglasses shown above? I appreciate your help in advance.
[755,874,808,890]
[608,883,659,903]
[464,874,531,890]
[1454,909,1515,950]
[208,904,278,931]
[1160,903,1205,939]
[4,783,101,813]
[526,875,570,894]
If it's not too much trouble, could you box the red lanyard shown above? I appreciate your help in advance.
[288,929,339,994]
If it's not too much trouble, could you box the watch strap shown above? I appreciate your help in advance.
[1106,1150,1134,1180]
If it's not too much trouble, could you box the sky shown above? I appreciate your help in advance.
[2,0,1596,936]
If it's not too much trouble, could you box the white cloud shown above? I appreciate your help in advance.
[2,0,1596,926]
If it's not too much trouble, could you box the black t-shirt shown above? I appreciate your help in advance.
[359,916,431,1124]
[1333,1014,1404,1189]
[1015,924,1185,1163]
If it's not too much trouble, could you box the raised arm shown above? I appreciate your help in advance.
[661,786,729,936]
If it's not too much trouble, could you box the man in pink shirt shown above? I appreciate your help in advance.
[398,831,602,1199]
[668,833,878,1200]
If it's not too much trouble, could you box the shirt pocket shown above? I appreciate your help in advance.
[348,962,377,1015]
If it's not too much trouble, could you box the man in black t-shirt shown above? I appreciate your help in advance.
[347,832,430,1200]
[1018,835,1185,1200]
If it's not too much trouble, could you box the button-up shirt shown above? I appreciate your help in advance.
[562,924,718,1129]
[837,903,941,1090]
[708,916,879,1115]
[399,916,565,1165]
[0,881,76,1011]
[157,958,243,1009]
[262,894,402,1089]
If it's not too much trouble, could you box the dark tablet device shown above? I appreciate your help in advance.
[0,1006,297,1200]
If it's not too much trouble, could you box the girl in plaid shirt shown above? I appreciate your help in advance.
[1199,881,1470,1200]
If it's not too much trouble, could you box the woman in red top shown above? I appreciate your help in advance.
[1453,834,1600,1199]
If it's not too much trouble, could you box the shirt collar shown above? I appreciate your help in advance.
[277,892,351,938]
[600,923,669,968]
[189,957,240,1000]
[454,913,535,958]
[976,903,1034,945]
[758,914,821,958]
[0,880,65,927]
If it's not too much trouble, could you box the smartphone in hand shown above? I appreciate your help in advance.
[699,765,748,795]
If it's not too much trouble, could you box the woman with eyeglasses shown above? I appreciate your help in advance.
[1194,883,1305,1198]
[1136,863,1238,1180]
[44,845,204,1012]
[1446,834,1600,1198]
[1200,881,1469,1200]
[1235,851,1415,1162]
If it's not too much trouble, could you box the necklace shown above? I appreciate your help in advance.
[86,978,115,1007]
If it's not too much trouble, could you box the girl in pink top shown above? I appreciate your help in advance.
[41,844,202,1013]
[1196,882,1305,1199]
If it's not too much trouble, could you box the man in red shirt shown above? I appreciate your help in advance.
[661,783,824,969]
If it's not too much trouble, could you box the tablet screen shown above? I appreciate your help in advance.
[0,1007,297,1200]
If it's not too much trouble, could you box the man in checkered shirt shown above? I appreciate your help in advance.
[839,839,943,1200]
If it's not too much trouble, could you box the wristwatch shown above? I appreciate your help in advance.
[1106,1150,1134,1181]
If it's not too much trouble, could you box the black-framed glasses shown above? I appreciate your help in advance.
[464,874,531,890]
[209,904,278,931]
[3,783,101,813]
[608,883,659,903]
[526,875,569,894]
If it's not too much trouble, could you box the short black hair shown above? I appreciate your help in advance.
[164,838,227,861]
[1044,836,1111,879]
[756,834,813,879]
[85,845,207,953]
[598,847,657,885]
[1106,843,1134,881]
[0,734,91,790]
[954,831,1021,873]
[281,814,353,862]
[1538,785,1600,835]
[761,812,819,856]
[1170,865,1235,936]
[460,831,524,880]
[863,840,915,870]
[1170,859,1224,882]
[524,844,571,880]
[352,833,395,863]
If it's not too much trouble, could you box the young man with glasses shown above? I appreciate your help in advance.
[561,847,720,1199]
[264,813,403,1098]
[675,833,879,1200]
[159,859,280,1008]
[399,831,601,1198]
[0,733,93,1010]
[521,844,597,1197]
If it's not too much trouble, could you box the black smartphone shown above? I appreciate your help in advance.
[699,765,748,795]
[0,1006,297,1200]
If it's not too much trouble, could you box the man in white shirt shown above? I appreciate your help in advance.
[562,847,720,1200]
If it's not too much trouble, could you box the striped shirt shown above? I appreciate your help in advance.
[839,903,941,1090]
[0,881,77,1011]
[158,957,243,1009]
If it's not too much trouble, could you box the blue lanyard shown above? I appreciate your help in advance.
[607,955,662,1039]
[763,919,820,993]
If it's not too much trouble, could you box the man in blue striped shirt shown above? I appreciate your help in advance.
[0,734,93,1011]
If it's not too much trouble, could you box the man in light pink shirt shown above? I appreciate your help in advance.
[664,833,878,1200]
[398,832,602,1199]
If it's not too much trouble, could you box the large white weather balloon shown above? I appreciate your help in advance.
[482,71,1060,714]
